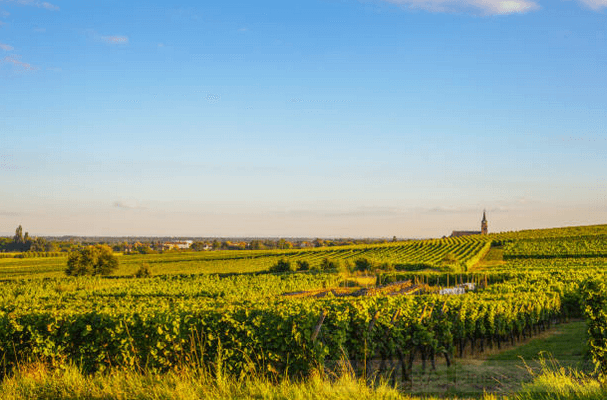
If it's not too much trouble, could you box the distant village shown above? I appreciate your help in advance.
[1,211,489,254]
[0,229,402,254]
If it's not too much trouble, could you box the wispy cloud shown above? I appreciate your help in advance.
[113,200,146,210]
[206,94,220,104]
[0,43,13,51]
[1,54,37,71]
[101,35,128,45]
[0,0,59,11]
[377,0,539,15]
[575,0,607,10]
[286,206,404,218]
[82,30,130,45]
[0,155,21,170]
[425,206,509,214]
[39,1,56,10]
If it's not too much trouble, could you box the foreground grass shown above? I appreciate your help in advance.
[515,368,606,400]
[0,364,424,400]
[1,363,606,400]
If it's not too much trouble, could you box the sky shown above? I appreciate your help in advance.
[1,0,606,238]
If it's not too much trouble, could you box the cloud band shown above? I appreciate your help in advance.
[376,0,539,15]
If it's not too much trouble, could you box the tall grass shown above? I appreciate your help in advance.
[515,368,607,400]
[1,361,607,399]
[0,363,421,400]
[515,356,607,400]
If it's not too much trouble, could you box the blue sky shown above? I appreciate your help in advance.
[1,0,606,237]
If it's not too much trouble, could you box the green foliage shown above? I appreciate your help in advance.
[377,262,395,272]
[320,257,340,271]
[65,245,119,276]
[342,259,353,273]
[581,278,607,376]
[189,241,208,251]
[441,253,458,265]
[13,225,24,244]
[296,260,310,271]
[132,243,157,254]
[135,262,153,278]
[269,258,295,273]
[0,283,564,376]
[277,238,293,249]
[504,235,607,259]
[354,258,373,272]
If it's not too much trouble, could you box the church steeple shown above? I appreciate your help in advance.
[481,210,488,235]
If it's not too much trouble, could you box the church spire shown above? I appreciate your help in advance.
[481,210,488,235]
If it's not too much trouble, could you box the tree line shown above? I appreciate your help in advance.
[0,225,57,252]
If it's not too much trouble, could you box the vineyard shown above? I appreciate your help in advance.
[1,225,607,396]
[0,235,489,279]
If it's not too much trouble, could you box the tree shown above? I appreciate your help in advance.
[343,259,353,273]
[135,262,152,278]
[0,237,11,251]
[320,258,340,271]
[66,245,119,276]
[133,242,155,254]
[190,241,207,251]
[296,260,310,271]
[44,241,58,252]
[277,239,293,250]
[29,237,48,252]
[378,262,395,272]
[269,258,295,273]
[13,225,24,244]
[250,240,265,250]
[354,258,374,272]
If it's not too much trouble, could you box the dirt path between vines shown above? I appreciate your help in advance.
[400,320,589,397]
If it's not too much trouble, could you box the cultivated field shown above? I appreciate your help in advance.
[1,225,607,399]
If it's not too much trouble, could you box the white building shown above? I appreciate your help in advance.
[162,240,193,250]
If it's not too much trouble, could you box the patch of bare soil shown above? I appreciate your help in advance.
[283,280,431,298]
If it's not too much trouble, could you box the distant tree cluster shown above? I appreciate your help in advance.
[268,256,398,275]
[1,227,401,255]
[0,225,57,253]
[188,237,395,251]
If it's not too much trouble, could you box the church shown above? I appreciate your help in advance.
[450,211,488,237]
